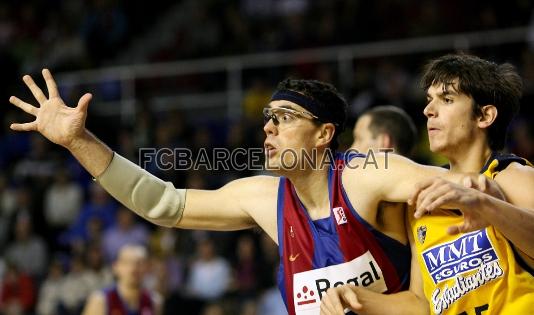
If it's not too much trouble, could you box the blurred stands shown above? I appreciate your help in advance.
[1,1,534,314]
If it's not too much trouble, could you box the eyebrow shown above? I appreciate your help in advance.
[267,104,299,111]
[426,90,459,99]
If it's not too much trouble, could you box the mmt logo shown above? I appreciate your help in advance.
[422,229,498,283]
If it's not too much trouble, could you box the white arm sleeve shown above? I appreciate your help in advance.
[95,153,186,227]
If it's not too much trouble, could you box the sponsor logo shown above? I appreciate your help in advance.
[417,225,427,244]
[333,207,347,225]
[292,251,387,314]
[295,285,317,306]
[289,253,300,262]
[431,261,503,315]
[422,230,498,284]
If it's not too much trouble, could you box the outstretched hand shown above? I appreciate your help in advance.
[9,69,92,149]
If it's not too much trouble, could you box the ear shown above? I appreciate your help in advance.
[376,133,393,150]
[316,123,336,148]
[477,105,498,129]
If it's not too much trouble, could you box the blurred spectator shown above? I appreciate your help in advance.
[242,78,272,120]
[36,259,65,315]
[0,174,16,250]
[13,135,57,184]
[5,213,48,279]
[102,207,149,262]
[511,118,534,162]
[58,256,97,315]
[44,169,83,236]
[257,286,287,315]
[85,244,114,290]
[82,244,162,315]
[0,262,36,315]
[231,234,260,298]
[148,227,185,295]
[187,238,231,301]
[61,182,117,247]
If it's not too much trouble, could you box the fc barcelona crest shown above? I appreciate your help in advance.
[417,225,427,244]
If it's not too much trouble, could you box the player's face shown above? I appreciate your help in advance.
[351,114,379,153]
[263,100,323,173]
[424,81,478,155]
[113,248,147,287]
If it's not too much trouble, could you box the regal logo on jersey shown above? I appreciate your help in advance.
[292,251,387,314]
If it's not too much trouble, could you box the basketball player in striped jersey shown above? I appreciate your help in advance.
[319,54,534,315]
[82,244,162,315]
[9,71,481,315]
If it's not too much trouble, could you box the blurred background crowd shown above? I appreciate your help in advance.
[0,0,533,314]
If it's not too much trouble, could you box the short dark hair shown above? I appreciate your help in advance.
[364,106,417,156]
[276,78,347,150]
[421,54,522,151]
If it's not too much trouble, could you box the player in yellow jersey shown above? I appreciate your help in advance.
[319,54,534,315]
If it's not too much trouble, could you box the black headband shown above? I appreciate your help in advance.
[270,89,340,127]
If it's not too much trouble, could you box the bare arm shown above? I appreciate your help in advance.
[492,163,534,261]
[9,69,278,239]
[81,292,105,315]
[344,152,465,204]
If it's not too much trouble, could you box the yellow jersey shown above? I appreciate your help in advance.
[409,153,534,315]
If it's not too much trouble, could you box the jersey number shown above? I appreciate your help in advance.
[458,304,489,315]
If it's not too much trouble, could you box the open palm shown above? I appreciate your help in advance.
[9,69,92,148]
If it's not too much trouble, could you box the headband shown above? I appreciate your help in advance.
[270,89,340,127]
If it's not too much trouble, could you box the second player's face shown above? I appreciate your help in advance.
[263,100,322,173]
[351,114,379,153]
[424,80,478,155]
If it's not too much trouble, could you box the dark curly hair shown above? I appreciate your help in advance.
[276,78,347,150]
[421,54,522,151]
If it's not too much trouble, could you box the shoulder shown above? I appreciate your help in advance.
[82,291,106,315]
[495,161,534,187]
[495,161,534,208]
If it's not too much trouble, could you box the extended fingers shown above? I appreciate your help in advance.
[320,288,345,315]
[22,75,47,105]
[42,69,59,98]
[10,121,37,132]
[408,178,435,206]
[9,96,38,116]
[414,179,459,218]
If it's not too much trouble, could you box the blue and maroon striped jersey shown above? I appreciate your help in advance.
[276,153,410,315]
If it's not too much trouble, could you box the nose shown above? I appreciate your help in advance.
[423,100,436,118]
[263,117,278,135]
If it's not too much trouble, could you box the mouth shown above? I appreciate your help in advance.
[427,127,440,135]
[264,142,277,158]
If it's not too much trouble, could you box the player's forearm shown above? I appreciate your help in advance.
[95,151,186,227]
[478,194,534,258]
[354,287,428,315]
[67,129,113,178]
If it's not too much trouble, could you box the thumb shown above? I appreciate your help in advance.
[342,287,362,311]
[77,93,93,113]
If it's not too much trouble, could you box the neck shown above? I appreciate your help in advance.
[287,165,331,220]
[117,282,141,306]
[445,138,493,173]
